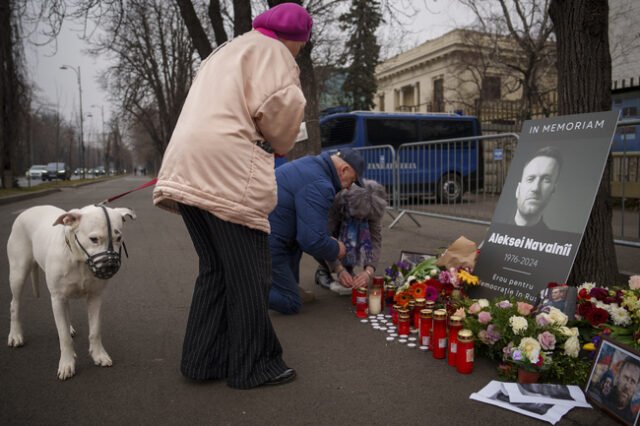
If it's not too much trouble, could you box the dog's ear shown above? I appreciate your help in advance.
[53,210,82,227]
[113,207,136,222]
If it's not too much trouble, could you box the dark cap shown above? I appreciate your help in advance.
[335,148,365,187]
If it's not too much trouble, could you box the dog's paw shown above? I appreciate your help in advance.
[7,331,24,347]
[89,347,113,367]
[57,355,76,380]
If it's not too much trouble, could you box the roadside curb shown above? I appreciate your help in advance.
[0,188,62,206]
[0,176,124,206]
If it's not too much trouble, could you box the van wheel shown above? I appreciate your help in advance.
[437,173,463,203]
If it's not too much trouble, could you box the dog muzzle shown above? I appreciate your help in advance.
[74,205,128,280]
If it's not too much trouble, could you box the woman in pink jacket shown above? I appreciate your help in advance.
[153,3,311,389]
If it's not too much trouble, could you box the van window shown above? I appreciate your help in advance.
[365,118,419,148]
[419,119,474,141]
[321,116,356,148]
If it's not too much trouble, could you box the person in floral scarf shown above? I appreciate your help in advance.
[315,179,387,294]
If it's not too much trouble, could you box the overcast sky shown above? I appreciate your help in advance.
[24,1,475,143]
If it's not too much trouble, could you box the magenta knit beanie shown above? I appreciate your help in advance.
[252,3,313,42]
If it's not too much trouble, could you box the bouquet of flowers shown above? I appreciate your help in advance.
[461,294,592,384]
[575,276,640,349]
[503,337,552,373]
[384,261,410,288]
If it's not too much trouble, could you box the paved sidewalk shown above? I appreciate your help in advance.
[0,176,627,425]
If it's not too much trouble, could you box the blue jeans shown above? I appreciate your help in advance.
[269,249,303,315]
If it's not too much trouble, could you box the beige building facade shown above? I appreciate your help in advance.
[374,29,543,119]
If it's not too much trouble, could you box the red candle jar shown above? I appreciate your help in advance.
[419,309,433,349]
[352,287,358,306]
[355,287,368,318]
[425,300,436,313]
[392,304,401,324]
[385,284,396,314]
[456,329,474,374]
[398,314,410,335]
[407,300,415,327]
[432,309,447,359]
[447,315,464,367]
[397,308,409,328]
[413,298,426,329]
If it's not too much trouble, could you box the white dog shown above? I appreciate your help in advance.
[7,204,135,380]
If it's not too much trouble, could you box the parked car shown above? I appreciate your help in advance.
[26,165,47,180]
[94,166,106,176]
[42,162,69,181]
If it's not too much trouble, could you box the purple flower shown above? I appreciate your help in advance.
[478,330,489,344]
[536,314,549,326]
[502,342,515,361]
[496,300,513,309]
[385,267,393,276]
[438,270,451,285]
[487,324,501,344]
[397,262,409,270]
[512,350,523,361]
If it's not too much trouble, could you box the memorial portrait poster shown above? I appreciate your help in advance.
[471,111,620,303]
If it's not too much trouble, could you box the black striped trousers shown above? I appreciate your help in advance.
[178,203,288,389]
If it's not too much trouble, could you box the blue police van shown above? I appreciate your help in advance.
[319,111,483,203]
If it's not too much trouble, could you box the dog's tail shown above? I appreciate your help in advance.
[30,265,40,298]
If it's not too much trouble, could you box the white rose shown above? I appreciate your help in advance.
[429,269,439,277]
[564,336,580,358]
[578,282,596,292]
[509,315,528,335]
[547,307,568,326]
[518,337,541,356]
[559,326,578,337]
[478,299,490,308]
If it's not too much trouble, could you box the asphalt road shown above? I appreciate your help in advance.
[0,176,621,425]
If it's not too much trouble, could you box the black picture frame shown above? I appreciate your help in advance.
[584,336,640,426]
[398,251,435,270]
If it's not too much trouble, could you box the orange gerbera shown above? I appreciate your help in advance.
[410,282,427,299]
[393,291,412,307]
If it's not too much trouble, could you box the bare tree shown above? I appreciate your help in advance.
[88,0,196,156]
[548,0,618,285]
[459,0,556,121]
[1,0,27,188]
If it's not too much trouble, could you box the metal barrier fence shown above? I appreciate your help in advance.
[383,133,519,228]
[612,118,640,247]
[357,121,640,248]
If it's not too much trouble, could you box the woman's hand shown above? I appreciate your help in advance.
[352,271,370,288]
[337,270,354,287]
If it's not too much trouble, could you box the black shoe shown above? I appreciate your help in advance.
[263,368,296,386]
[315,267,333,289]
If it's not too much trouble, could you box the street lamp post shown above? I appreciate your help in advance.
[92,104,107,175]
[60,65,85,179]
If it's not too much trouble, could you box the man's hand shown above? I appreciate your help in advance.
[331,237,346,259]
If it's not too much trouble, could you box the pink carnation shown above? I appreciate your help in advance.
[630,275,640,290]
[517,302,534,316]
[454,308,466,319]
[537,331,556,350]
[478,311,492,324]
[468,302,481,314]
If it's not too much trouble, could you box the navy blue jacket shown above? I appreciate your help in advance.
[269,152,342,261]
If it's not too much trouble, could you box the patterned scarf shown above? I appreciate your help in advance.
[339,213,374,267]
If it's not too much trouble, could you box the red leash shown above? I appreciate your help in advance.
[98,178,157,205]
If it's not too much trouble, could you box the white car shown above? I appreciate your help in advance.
[26,165,47,180]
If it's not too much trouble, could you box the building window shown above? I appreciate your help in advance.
[482,76,501,101]
[433,78,444,112]
[378,94,385,111]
